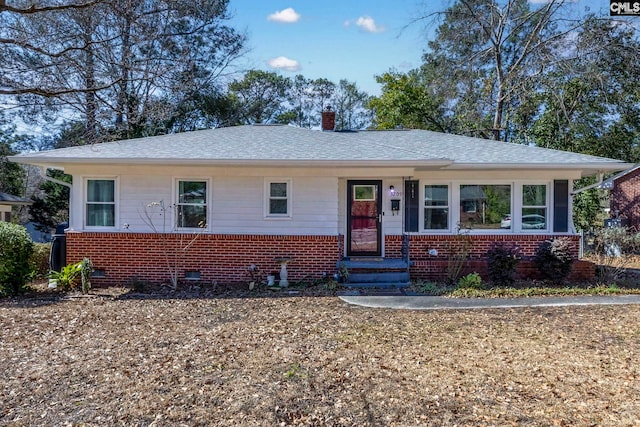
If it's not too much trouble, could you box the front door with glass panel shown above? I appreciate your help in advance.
[347,180,382,257]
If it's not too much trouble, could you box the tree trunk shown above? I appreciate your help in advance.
[82,14,98,143]
[115,7,131,132]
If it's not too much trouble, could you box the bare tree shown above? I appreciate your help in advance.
[1,0,246,141]
[418,0,581,140]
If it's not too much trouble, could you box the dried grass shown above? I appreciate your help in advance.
[2,289,640,426]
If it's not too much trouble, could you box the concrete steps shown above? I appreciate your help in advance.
[338,258,410,289]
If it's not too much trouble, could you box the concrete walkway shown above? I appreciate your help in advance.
[338,294,640,310]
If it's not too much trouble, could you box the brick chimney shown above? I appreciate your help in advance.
[321,105,335,131]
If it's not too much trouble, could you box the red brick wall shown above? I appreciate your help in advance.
[67,232,589,285]
[66,232,340,285]
[612,169,640,231]
[385,234,580,258]
[385,234,589,282]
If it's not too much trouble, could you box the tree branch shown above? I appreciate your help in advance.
[0,0,102,15]
[0,79,122,97]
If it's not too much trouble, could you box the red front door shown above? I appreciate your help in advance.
[347,180,382,257]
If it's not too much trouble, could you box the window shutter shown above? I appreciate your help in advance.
[404,180,419,232]
[553,180,569,232]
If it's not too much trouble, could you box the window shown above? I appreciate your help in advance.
[460,184,511,229]
[424,185,449,230]
[86,179,115,227]
[522,184,547,230]
[266,180,291,217]
[354,185,375,201]
[177,180,207,228]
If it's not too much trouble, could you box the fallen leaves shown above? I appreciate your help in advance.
[1,291,639,425]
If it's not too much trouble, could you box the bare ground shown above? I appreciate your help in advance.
[1,288,640,426]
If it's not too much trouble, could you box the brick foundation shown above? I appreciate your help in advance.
[66,232,340,285]
[385,234,592,282]
[66,232,592,285]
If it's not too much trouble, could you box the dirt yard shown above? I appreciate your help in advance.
[1,289,640,426]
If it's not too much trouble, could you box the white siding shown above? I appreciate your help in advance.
[119,175,172,231]
[337,179,346,236]
[212,176,338,235]
[70,166,339,235]
[66,164,580,236]
[382,178,404,235]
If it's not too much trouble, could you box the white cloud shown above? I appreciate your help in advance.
[267,7,300,24]
[355,16,385,33]
[267,56,301,72]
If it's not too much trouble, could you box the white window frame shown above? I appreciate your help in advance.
[174,178,210,231]
[84,177,118,229]
[264,178,292,219]
[456,182,513,234]
[421,183,451,233]
[518,182,550,233]
[413,179,557,236]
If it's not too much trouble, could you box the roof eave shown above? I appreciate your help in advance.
[8,157,454,169]
[441,162,634,174]
[9,156,633,174]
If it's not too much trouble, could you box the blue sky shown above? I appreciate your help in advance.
[227,0,613,96]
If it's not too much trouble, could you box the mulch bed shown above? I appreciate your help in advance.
[1,286,639,426]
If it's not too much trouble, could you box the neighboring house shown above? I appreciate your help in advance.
[9,116,632,286]
[601,165,640,230]
[23,221,53,243]
[0,192,31,223]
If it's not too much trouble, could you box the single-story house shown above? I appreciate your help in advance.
[0,192,32,223]
[9,115,633,286]
[600,165,640,230]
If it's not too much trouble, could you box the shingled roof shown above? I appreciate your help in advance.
[9,125,632,175]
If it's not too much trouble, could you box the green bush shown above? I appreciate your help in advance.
[49,262,81,291]
[30,243,51,279]
[416,281,440,295]
[0,222,34,296]
[533,238,574,283]
[458,272,483,290]
[49,258,93,294]
[486,243,521,287]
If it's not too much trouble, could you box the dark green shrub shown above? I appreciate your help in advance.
[0,222,34,296]
[533,238,574,283]
[30,243,51,279]
[458,272,483,290]
[486,243,521,286]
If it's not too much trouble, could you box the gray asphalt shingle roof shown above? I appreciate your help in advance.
[9,124,631,172]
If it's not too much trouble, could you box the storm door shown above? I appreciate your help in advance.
[347,180,382,257]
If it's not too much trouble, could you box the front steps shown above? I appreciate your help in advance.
[338,258,410,289]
